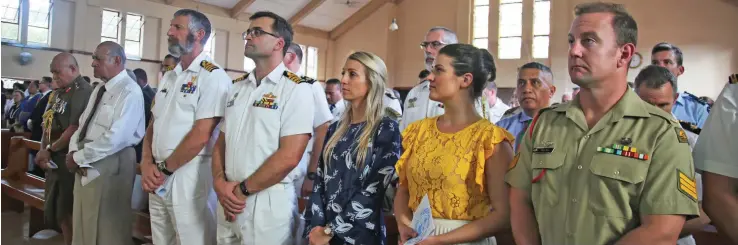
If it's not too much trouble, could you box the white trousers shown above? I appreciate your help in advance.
[217,183,297,245]
[149,156,217,245]
[433,219,497,245]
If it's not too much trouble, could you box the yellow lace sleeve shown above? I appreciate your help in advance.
[396,119,424,186]
[474,124,515,193]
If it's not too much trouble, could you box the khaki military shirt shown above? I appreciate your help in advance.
[45,75,92,153]
[506,89,699,245]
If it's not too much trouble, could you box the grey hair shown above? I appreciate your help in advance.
[634,65,678,96]
[173,9,212,45]
[99,41,127,65]
[427,26,458,44]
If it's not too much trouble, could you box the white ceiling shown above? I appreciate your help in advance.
[192,0,371,31]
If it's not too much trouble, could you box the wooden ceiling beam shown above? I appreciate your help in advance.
[289,0,327,25]
[293,25,329,39]
[329,0,392,40]
[230,0,256,18]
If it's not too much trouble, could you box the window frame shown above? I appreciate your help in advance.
[472,0,489,49]
[124,12,144,58]
[0,0,21,43]
[101,9,121,44]
[498,0,523,59]
[532,0,551,59]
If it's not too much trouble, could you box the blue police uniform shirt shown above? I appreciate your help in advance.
[672,91,709,128]
[495,111,533,151]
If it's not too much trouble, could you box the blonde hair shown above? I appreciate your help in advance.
[322,51,387,169]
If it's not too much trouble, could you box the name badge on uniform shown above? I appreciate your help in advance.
[407,97,418,108]
[227,93,238,108]
[252,92,278,109]
[532,141,555,154]
[180,76,198,94]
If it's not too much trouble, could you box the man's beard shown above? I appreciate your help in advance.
[168,34,196,57]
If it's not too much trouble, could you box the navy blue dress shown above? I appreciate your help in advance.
[304,116,401,245]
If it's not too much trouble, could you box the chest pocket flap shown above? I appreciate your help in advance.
[590,153,648,184]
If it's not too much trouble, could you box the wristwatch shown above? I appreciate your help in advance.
[239,181,251,196]
[156,161,173,176]
[307,172,318,181]
[323,225,334,237]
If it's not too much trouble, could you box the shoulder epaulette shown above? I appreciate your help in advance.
[385,91,397,99]
[385,107,401,120]
[299,75,316,84]
[679,120,701,134]
[283,71,307,84]
[233,72,249,84]
[200,60,220,72]
[503,106,519,117]
[729,74,738,84]
[684,92,707,105]
[164,65,174,72]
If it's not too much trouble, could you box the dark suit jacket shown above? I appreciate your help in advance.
[30,91,51,141]
[135,85,155,163]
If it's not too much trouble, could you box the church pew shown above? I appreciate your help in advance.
[1,137,51,237]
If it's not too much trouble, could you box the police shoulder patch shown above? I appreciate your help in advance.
[232,72,249,84]
[503,106,519,117]
[200,60,220,72]
[509,152,520,171]
[675,127,689,143]
[678,120,701,134]
[684,92,706,105]
[300,75,316,84]
[677,169,698,201]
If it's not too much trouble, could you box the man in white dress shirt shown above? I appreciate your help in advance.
[482,81,510,123]
[212,11,314,245]
[325,78,345,122]
[633,65,710,245]
[139,9,230,245]
[67,41,145,245]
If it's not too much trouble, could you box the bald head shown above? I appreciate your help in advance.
[50,52,80,88]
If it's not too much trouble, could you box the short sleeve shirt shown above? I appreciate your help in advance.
[693,82,738,178]
[505,90,699,245]
[400,81,444,131]
[221,63,315,182]
[150,52,232,161]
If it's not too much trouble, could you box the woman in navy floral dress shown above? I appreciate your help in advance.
[304,51,401,245]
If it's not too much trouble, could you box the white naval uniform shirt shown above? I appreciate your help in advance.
[69,70,145,165]
[693,82,738,179]
[297,76,333,183]
[150,52,232,161]
[384,91,403,116]
[222,63,315,182]
[330,99,346,123]
[400,81,443,131]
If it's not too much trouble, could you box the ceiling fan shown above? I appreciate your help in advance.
[337,0,363,8]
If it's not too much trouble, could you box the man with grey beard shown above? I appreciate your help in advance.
[139,9,231,245]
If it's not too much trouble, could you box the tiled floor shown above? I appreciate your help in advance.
[1,209,65,245]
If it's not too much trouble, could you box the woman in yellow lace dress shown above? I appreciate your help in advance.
[393,44,514,245]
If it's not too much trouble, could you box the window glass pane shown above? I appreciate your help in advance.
[27,26,48,44]
[498,37,521,59]
[499,2,522,37]
[473,5,488,39]
[1,0,19,23]
[1,22,18,41]
[28,0,49,28]
[500,0,522,3]
[474,0,489,6]
[101,10,120,40]
[125,40,140,57]
[101,37,117,43]
[533,0,550,36]
[307,46,318,78]
[472,38,488,49]
[125,14,143,42]
[532,36,549,58]
[244,57,255,72]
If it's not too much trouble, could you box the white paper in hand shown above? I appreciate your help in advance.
[404,194,435,245]
[78,164,100,186]
[47,160,58,169]
[154,176,175,198]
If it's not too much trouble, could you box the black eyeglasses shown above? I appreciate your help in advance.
[420,41,446,50]
[242,28,279,40]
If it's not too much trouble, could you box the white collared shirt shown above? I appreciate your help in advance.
[297,74,333,180]
[487,98,510,123]
[222,63,315,182]
[330,99,346,123]
[150,52,232,161]
[693,82,738,179]
[400,81,443,131]
[69,70,145,165]
[384,90,403,116]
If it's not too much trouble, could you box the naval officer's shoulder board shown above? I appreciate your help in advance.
[233,72,249,84]
[678,120,701,134]
[200,60,220,72]
[283,71,314,84]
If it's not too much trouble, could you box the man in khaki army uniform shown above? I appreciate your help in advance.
[694,74,738,244]
[34,53,92,245]
[506,3,699,245]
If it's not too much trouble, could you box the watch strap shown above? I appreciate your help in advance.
[239,181,250,196]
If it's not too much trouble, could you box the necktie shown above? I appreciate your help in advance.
[78,86,107,142]
[329,104,336,113]
[515,119,531,151]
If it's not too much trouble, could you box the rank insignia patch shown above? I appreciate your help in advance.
[677,170,698,201]
[675,128,688,143]
[252,92,278,109]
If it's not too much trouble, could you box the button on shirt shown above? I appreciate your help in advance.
[672,91,710,128]
[495,111,533,151]
[222,63,315,182]
[693,82,738,179]
[151,52,232,161]
[69,70,145,165]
